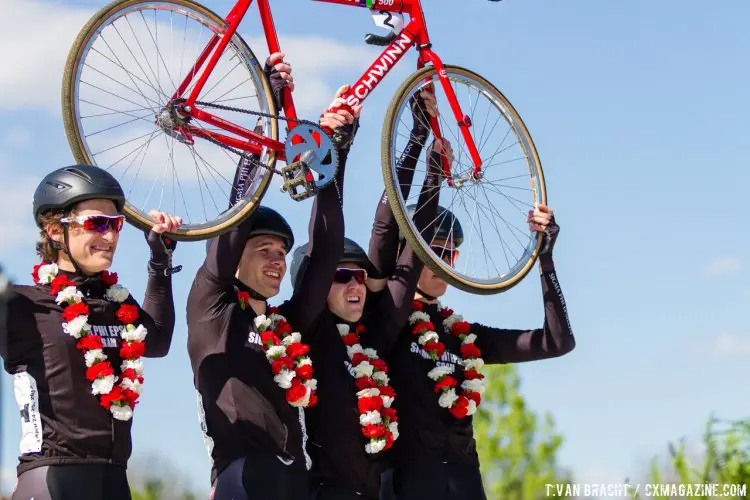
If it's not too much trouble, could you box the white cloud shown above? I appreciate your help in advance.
[3,128,32,149]
[703,256,743,278]
[713,332,750,359]
[0,465,16,496]
[0,158,39,251]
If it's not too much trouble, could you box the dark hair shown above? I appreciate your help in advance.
[35,208,68,262]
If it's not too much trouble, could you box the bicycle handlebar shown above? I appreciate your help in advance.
[365,32,397,47]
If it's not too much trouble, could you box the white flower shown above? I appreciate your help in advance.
[388,421,399,441]
[462,379,486,394]
[122,324,148,342]
[84,349,106,367]
[288,385,312,408]
[381,395,394,408]
[410,311,430,324]
[438,389,458,408]
[274,369,295,389]
[265,345,287,360]
[418,332,439,346]
[254,315,271,331]
[122,359,144,376]
[365,438,387,455]
[63,316,90,338]
[282,332,301,346]
[120,378,143,394]
[359,410,382,426]
[37,263,58,284]
[362,348,378,359]
[91,375,116,395]
[443,313,464,331]
[111,405,133,421]
[357,388,380,399]
[353,362,374,379]
[466,399,478,416]
[427,365,454,380]
[346,344,363,358]
[298,358,312,367]
[372,371,389,383]
[105,284,130,303]
[336,324,350,336]
[55,286,83,305]
[464,358,485,371]
[462,333,477,345]
[304,379,318,391]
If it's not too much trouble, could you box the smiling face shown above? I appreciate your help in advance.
[326,262,367,323]
[48,199,123,275]
[236,235,288,298]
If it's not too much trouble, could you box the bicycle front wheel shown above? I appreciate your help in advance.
[382,65,547,295]
[62,0,277,240]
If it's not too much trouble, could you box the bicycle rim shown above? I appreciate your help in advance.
[382,65,546,294]
[62,0,277,240]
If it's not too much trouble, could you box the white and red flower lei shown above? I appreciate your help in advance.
[408,300,486,419]
[337,322,399,454]
[236,291,318,408]
[32,262,146,421]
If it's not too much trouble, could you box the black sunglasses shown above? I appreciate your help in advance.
[431,245,457,265]
[334,267,367,285]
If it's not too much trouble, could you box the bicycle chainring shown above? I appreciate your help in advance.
[284,123,338,192]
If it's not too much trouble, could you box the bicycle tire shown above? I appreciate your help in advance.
[62,0,278,241]
[381,64,547,295]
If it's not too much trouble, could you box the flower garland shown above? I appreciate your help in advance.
[337,322,399,454]
[32,262,146,421]
[408,300,486,419]
[236,292,318,408]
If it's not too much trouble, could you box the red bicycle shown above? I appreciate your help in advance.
[62,0,547,293]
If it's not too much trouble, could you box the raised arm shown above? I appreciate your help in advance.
[473,218,576,364]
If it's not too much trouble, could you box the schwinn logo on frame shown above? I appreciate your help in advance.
[346,31,413,107]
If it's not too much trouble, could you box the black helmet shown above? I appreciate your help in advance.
[289,237,369,289]
[33,164,126,228]
[205,205,294,253]
[401,204,464,247]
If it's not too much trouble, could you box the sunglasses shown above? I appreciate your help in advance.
[61,214,125,234]
[334,267,368,285]
[431,245,458,265]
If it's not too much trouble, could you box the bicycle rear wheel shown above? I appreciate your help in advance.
[382,65,547,295]
[62,0,277,240]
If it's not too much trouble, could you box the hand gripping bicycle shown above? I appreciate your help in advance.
[62,0,547,293]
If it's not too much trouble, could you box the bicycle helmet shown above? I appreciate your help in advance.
[205,205,295,254]
[33,164,126,227]
[400,204,464,247]
[289,237,370,289]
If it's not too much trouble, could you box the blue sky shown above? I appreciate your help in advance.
[1,0,749,496]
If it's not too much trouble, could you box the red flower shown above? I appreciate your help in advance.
[411,300,424,311]
[236,291,250,309]
[464,391,482,407]
[355,377,378,390]
[267,306,280,314]
[381,407,398,422]
[424,341,445,359]
[411,321,435,335]
[370,359,388,373]
[463,369,484,380]
[286,379,308,404]
[116,304,139,325]
[351,353,369,366]
[357,396,383,414]
[76,335,103,351]
[295,364,313,380]
[451,321,471,336]
[86,361,114,381]
[261,332,280,347]
[378,385,396,398]
[121,388,140,408]
[307,392,318,407]
[439,307,454,319]
[50,275,75,295]
[286,343,310,359]
[362,424,386,438]
[100,270,119,287]
[31,263,44,284]
[385,431,395,450]
[276,321,293,336]
[460,343,482,359]
[341,333,359,346]
[271,357,294,375]
[121,368,144,384]
[120,341,146,359]
[434,376,458,393]
[355,324,366,334]
[99,386,124,409]
[449,396,470,419]
[62,302,89,322]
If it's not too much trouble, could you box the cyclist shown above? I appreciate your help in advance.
[291,89,445,500]
[187,52,362,499]
[1,164,182,500]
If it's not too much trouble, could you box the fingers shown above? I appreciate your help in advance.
[266,52,285,67]
[420,90,438,118]
[333,84,350,100]
[149,211,183,234]
[320,112,348,131]
[527,205,553,232]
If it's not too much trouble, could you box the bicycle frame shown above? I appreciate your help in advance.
[174,0,483,174]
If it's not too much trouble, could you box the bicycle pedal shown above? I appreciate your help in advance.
[281,160,318,202]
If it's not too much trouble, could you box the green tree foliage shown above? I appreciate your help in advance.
[474,364,574,499]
